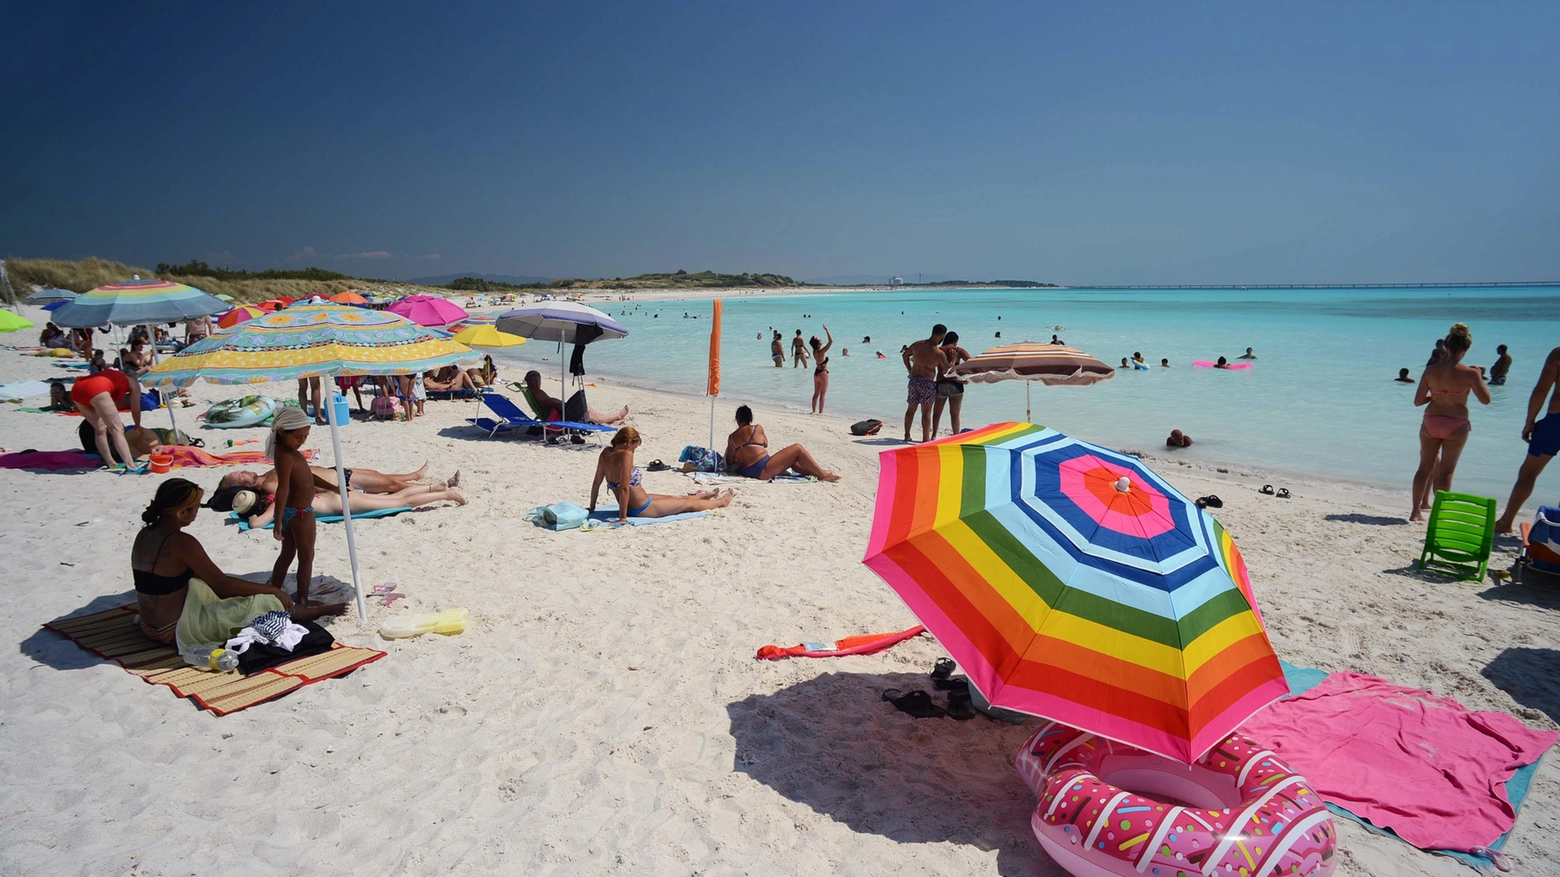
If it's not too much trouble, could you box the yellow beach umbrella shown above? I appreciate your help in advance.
[452,324,526,348]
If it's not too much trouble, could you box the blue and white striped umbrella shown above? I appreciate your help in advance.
[25,288,77,304]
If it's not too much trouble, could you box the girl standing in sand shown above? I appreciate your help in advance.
[1410,323,1491,522]
[267,408,319,603]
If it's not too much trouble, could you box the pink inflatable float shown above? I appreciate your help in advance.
[1193,360,1253,369]
[1016,722,1337,877]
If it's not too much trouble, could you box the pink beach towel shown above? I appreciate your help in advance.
[1241,671,1558,853]
[0,450,99,470]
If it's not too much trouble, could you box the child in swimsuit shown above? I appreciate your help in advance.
[267,407,318,603]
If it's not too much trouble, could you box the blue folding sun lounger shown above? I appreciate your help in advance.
[468,391,615,441]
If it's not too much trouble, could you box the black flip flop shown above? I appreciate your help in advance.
[1277,488,1292,499]
[1195,495,1223,509]
[931,657,956,681]
[647,459,672,472]
[946,688,977,721]
[882,688,946,718]
[1259,484,1275,495]
[933,676,970,694]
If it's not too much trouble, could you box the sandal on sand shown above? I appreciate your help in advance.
[882,688,946,718]
[647,459,672,472]
[1259,484,1275,495]
[1277,488,1292,499]
[946,688,977,721]
[933,676,970,694]
[931,657,956,681]
[1195,495,1223,509]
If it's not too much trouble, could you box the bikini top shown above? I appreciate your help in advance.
[1428,387,1471,398]
[131,533,192,596]
[606,467,642,492]
[737,426,767,450]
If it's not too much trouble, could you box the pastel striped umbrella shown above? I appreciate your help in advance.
[862,421,1285,763]
[143,304,481,621]
[952,341,1114,421]
[49,278,227,329]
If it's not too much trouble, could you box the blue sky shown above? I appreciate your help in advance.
[3,2,1557,284]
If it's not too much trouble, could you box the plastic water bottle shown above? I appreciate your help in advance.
[180,643,239,672]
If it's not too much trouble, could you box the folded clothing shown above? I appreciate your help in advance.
[1242,670,1559,854]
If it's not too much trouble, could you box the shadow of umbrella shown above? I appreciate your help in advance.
[1482,647,1560,723]
[726,670,1066,877]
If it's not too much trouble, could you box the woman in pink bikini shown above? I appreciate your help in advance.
[1410,323,1490,521]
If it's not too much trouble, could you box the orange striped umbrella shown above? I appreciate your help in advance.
[217,305,269,329]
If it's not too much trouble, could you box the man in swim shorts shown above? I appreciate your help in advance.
[1495,345,1560,534]
[1491,344,1512,386]
[902,324,947,443]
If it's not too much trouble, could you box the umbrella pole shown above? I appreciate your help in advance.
[325,397,367,621]
[148,342,180,434]
[709,396,715,452]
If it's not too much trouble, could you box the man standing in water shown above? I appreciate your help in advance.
[902,324,948,443]
[770,331,783,367]
[1495,346,1560,534]
[791,330,809,368]
[1491,344,1512,386]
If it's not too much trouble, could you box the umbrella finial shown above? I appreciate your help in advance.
[1115,476,1131,493]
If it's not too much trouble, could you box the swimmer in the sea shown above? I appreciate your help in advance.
[1395,368,1415,384]
[1161,358,1170,368]
[1238,347,1257,360]
[1215,356,1231,370]
[1166,429,1193,448]
[1120,358,1131,370]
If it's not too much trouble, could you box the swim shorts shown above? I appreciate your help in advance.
[935,378,964,398]
[907,376,937,406]
[1529,413,1560,458]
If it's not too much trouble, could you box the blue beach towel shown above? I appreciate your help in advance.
[1277,660,1542,871]
[584,506,710,528]
[231,507,413,531]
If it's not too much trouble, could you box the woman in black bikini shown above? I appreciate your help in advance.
[932,331,972,437]
[809,325,834,414]
[131,479,341,644]
[724,406,840,482]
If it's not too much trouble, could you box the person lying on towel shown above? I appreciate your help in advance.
[219,463,459,497]
[132,479,348,643]
[230,482,467,530]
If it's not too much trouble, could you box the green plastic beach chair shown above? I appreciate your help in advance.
[1418,491,1498,581]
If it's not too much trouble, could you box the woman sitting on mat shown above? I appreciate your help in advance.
[590,426,733,523]
[132,479,345,643]
[71,367,142,470]
[723,405,841,482]
[231,481,466,529]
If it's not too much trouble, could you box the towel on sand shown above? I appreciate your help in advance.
[585,506,709,528]
[233,506,412,531]
[1243,670,1558,855]
[687,471,813,485]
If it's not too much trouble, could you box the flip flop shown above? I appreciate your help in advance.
[1259,484,1275,495]
[933,676,970,694]
[647,459,672,472]
[931,657,956,681]
[1195,495,1223,509]
[882,688,946,719]
[946,688,977,721]
[1277,488,1292,499]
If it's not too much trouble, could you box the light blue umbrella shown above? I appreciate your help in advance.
[25,288,77,304]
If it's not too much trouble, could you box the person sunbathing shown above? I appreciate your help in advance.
[133,479,345,643]
[521,370,628,425]
[589,426,734,523]
[231,482,466,529]
[424,366,479,393]
[724,405,840,482]
[220,463,457,496]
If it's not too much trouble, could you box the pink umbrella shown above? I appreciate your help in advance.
[387,294,469,327]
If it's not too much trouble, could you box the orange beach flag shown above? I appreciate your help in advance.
[707,300,723,396]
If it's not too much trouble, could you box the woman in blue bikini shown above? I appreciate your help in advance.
[590,427,734,524]
[724,406,841,482]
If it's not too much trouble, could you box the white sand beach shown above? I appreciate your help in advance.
[1,310,1557,877]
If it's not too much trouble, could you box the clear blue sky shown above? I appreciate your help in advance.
[3,2,1557,284]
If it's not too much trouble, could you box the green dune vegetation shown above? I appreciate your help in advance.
[2,258,803,306]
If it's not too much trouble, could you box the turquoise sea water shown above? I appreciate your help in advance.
[493,286,1560,504]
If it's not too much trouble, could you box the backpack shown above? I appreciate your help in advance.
[851,418,883,436]
[525,502,589,531]
[372,394,403,421]
[1531,506,1560,573]
[678,445,724,473]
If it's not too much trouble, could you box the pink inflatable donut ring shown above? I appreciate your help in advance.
[1016,722,1337,877]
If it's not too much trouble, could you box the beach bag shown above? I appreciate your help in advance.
[678,445,724,473]
[372,394,403,421]
[851,418,883,436]
[525,502,589,531]
[563,390,589,423]
[1530,507,1560,572]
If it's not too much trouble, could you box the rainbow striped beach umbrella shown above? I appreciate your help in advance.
[49,278,227,329]
[862,421,1284,763]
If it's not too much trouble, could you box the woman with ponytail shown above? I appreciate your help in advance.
[131,479,343,644]
[1411,323,1491,522]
